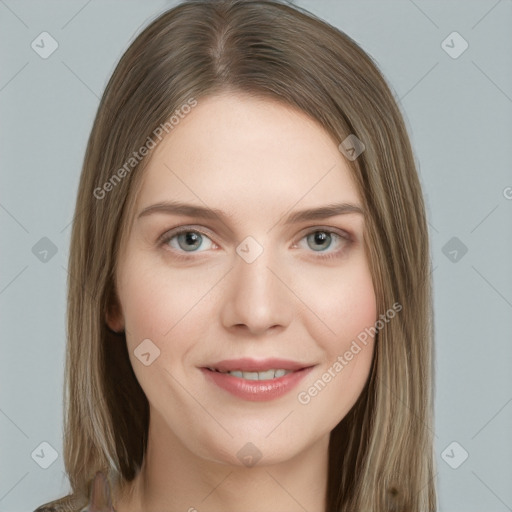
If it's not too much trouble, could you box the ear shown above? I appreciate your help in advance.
[105,287,125,333]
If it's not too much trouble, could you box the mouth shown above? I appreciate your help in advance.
[200,358,315,401]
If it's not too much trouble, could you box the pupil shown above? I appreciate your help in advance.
[186,233,197,244]
[181,232,201,251]
[310,231,331,251]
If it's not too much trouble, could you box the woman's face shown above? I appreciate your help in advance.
[109,92,377,466]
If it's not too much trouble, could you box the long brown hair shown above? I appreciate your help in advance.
[37,1,436,510]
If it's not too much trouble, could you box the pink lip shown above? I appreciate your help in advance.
[200,358,315,402]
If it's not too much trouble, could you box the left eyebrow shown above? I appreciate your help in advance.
[136,200,364,224]
[282,203,364,224]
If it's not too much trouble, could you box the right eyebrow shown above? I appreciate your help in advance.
[137,201,224,221]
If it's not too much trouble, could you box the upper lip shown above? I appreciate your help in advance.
[204,358,313,372]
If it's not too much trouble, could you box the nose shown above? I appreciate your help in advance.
[219,242,294,336]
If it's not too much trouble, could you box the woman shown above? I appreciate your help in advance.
[35,0,436,510]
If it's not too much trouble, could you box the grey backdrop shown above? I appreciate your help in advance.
[1,1,511,511]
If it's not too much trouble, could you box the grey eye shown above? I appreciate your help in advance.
[306,231,334,251]
[176,231,204,251]
[165,230,215,253]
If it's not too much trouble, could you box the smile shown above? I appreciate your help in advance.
[201,358,315,401]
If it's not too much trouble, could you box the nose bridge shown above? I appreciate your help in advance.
[221,236,292,333]
[237,247,276,300]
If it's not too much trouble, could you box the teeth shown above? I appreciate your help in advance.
[243,371,260,380]
[212,368,293,380]
[257,369,276,380]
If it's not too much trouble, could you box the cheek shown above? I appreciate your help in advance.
[292,255,377,423]
[293,254,377,352]
[118,253,220,360]
[117,256,220,422]
[327,269,377,347]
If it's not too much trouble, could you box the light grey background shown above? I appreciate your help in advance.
[1,1,511,511]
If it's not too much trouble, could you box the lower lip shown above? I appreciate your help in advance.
[201,367,314,401]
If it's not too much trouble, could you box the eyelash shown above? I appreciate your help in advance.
[158,225,352,262]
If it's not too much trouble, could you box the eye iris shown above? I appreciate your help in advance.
[178,232,202,251]
[307,231,332,251]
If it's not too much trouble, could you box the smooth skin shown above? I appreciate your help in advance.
[108,92,377,512]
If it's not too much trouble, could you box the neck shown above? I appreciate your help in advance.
[113,409,329,512]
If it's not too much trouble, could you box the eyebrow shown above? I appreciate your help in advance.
[137,200,364,224]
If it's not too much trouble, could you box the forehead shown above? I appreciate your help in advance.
[135,92,361,219]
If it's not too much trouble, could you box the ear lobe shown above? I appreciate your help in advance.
[105,309,124,333]
[105,288,125,333]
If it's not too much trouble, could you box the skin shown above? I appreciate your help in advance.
[107,92,377,512]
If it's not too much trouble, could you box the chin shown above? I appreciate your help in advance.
[196,429,313,469]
